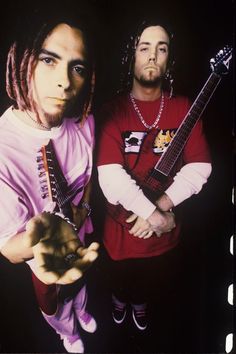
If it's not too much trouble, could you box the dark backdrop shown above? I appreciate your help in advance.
[0,0,234,353]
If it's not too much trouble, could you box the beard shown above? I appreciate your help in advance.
[134,71,163,88]
[37,96,83,128]
[43,111,64,127]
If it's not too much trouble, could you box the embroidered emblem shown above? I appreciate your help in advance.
[123,129,176,154]
[123,131,147,153]
[153,129,176,153]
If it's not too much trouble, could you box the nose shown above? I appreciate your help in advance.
[148,49,157,63]
[57,65,71,90]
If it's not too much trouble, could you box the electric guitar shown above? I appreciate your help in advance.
[37,140,83,222]
[107,45,233,228]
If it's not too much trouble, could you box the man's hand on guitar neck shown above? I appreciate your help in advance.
[24,212,99,285]
[126,193,176,239]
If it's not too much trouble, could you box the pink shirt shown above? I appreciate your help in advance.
[0,107,95,252]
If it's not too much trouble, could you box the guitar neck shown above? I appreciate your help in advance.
[155,72,221,177]
[44,141,73,220]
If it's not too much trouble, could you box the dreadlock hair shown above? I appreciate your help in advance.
[119,19,175,96]
[6,7,95,122]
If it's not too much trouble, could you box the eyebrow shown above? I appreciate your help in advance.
[138,41,169,46]
[39,49,87,66]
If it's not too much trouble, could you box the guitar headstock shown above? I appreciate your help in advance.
[37,140,69,203]
[37,143,57,202]
[37,140,75,220]
[210,45,233,75]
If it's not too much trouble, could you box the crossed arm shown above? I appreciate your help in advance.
[98,162,212,239]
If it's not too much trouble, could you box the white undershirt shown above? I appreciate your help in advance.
[98,162,212,219]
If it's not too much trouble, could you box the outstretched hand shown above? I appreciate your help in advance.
[24,212,99,285]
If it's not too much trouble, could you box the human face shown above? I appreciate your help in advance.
[133,26,169,87]
[31,23,87,127]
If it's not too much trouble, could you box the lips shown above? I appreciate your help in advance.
[145,66,157,70]
[48,97,69,101]
[46,97,71,105]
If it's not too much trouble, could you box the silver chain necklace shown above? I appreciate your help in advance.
[130,91,165,130]
[25,110,50,130]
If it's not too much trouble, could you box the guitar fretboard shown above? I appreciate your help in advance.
[44,140,69,208]
[154,72,221,176]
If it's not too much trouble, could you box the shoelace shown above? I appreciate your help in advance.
[134,309,146,318]
[113,303,126,311]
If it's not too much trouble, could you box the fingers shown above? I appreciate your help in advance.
[129,222,150,236]
[88,242,100,252]
[155,231,162,237]
[55,267,83,285]
[77,242,99,256]
[126,213,138,223]
[134,230,154,239]
[143,231,154,239]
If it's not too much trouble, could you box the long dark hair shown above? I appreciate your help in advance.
[6,8,95,121]
[120,19,175,94]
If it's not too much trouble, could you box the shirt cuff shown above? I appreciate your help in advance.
[165,162,212,206]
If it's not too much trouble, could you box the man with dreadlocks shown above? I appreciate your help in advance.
[0,10,99,353]
[97,21,212,331]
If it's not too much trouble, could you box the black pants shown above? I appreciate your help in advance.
[106,244,183,305]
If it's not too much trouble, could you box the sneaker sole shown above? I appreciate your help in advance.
[132,309,147,330]
[78,317,97,333]
[112,309,127,324]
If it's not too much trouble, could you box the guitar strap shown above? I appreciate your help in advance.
[125,127,158,175]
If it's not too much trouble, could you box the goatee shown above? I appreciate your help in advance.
[135,75,162,88]
[42,100,80,127]
[43,111,64,127]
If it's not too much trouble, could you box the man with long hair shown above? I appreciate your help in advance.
[0,9,99,353]
[97,20,212,331]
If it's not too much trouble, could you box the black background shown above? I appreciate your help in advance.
[0,0,234,353]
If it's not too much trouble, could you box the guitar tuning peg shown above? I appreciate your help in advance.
[39,179,47,184]
[41,193,49,199]
[38,171,46,178]
[40,185,48,192]
[36,155,43,163]
[37,163,44,170]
